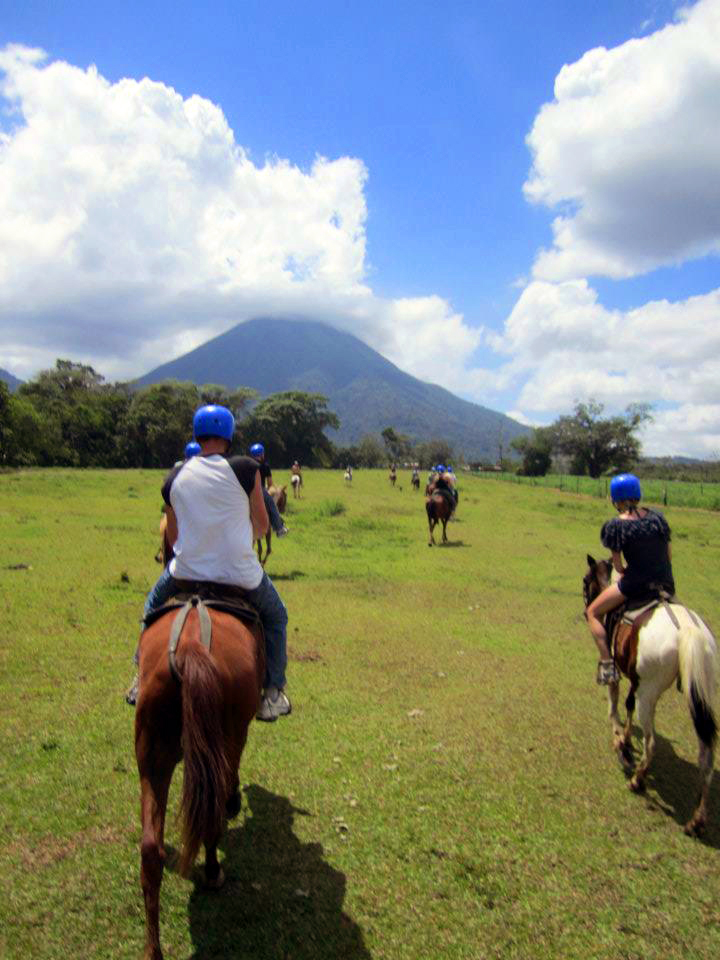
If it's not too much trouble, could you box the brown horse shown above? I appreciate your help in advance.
[389,468,397,487]
[255,484,287,566]
[426,489,454,545]
[135,600,263,960]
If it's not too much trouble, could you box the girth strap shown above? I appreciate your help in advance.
[168,596,212,684]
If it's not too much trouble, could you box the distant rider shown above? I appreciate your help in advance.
[127,405,291,721]
[249,442,289,537]
[586,473,675,686]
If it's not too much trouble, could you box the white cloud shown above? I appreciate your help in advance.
[0,45,478,388]
[524,0,720,281]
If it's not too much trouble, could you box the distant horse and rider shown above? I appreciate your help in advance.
[344,466,353,485]
[583,555,717,835]
[290,460,303,499]
[425,465,457,546]
[255,484,287,566]
[389,464,397,487]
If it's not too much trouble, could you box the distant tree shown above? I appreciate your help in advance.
[354,434,386,468]
[119,381,200,467]
[550,400,651,478]
[381,426,413,463]
[237,391,340,466]
[414,438,455,469]
[197,384,257,420]
[512,427,554,476]
[16,360,130,466]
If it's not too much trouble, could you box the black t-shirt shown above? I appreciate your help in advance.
[601,509,674,591]
[162,455,259,505]
[255,460,272,487]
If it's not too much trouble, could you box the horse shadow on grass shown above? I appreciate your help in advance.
[186,785,372,959]
[268,570,307,582]
[626,729,720,850]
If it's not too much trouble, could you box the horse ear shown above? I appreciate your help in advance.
[587,554,596,568]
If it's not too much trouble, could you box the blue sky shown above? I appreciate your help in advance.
[1,0,719,455]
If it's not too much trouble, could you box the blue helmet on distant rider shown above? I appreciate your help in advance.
[610,473,642,503]
[192,404,235,442]
[184,441,201,458]
[436,464,445,473]
[249,443,265,458]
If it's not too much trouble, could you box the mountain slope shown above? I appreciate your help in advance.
[0,368,23,392]
[135,317,528,459]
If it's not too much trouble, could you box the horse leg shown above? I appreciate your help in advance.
[264,531,272,564]
[427,511,435,546]
[608,679,633,772]
[629,690,658,793]
[137,756,175,960]
[685,740,715,836]
[441,517,448,544]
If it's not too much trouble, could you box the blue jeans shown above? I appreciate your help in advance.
[142,568,288,689]
[263,488,284,534]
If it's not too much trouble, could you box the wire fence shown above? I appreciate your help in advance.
[470,471,720,511]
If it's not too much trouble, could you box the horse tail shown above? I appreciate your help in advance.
[178,623,229,877]
[677,613,718,749]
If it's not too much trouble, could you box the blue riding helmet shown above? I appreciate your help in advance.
[249,442,265,457]
[192,404,235,441]
[610,473,642,503]
[185,441,201,458]
[436,464,446,473]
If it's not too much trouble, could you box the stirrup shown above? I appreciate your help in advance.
[596,659,620,686]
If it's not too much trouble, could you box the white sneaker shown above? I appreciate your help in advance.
[256,686,292,722]
[277,525,290,538]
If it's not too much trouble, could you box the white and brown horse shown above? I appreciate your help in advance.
[584,555,718,835]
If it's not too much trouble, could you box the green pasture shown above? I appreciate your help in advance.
[2,467,720,960]
[483,470,720,511]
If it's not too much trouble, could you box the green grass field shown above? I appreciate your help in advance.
[2,468,720,960]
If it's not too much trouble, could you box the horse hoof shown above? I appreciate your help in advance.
[629,776,645,794]
[226,791,241,820]
[205,866,225,890]
[684,818,705,838]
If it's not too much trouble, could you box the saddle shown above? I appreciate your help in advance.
[142,581,263,684]
[606,588,680,681]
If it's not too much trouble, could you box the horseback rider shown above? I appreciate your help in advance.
[586,473,675,685]
[291,459,302,481]
[173,440,201,468]
[249,442,289,537]
[127,405,291,721]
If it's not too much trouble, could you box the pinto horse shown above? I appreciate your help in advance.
[135,598,263,960]
[426,489,454,546]
[584,555,718,835]
[291,473,302,498]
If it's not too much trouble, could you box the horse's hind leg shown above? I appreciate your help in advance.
[441,518,448,544]
[685,690,716,836]
[427,515,436,546]
[137,751,175,960]
[629,691,658,793]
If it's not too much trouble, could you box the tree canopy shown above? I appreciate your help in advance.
[511,400,652,478]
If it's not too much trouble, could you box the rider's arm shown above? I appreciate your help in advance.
[165,506,178,547]
[249,470,269,539]
[611,550,625,576]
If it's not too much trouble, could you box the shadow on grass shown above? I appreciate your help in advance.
[269,570,307,581]
[186,785,372,959]
[437,540,468,549]
[632,730,720,849]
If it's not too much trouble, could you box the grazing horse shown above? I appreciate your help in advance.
[255,485,287,567]
[291,473,302,499]
[583,555,718,835]
[135,597,263,959]
[426,490,454,546]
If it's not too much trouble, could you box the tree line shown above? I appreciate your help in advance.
[0,360,457,470]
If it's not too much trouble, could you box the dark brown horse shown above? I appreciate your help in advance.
[135,603,263,959]
[256,484,287,566]
[426,489,454,545]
